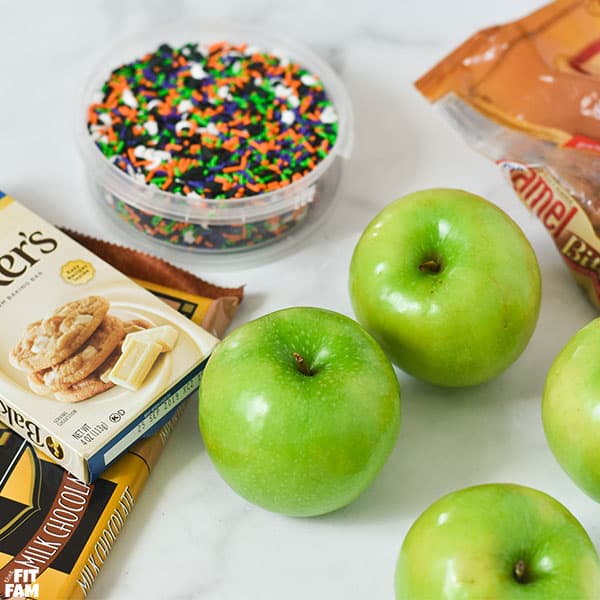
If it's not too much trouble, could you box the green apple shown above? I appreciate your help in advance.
[395,483,600,599]
[543,318,600,502]
[349,188,541,387]
[198,307,401,517]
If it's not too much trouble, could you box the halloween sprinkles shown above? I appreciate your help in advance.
[85,40,343,252]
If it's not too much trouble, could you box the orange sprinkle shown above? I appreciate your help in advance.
[107,128,118,144]
[178,158,191,172]
[302,140,316,153]
[299,96,312,114]
[145,168,159,183]
[249,140,269,154]
[161,164,174,190]
[209,41,225,54]
[87,106,98,125]
[223,138,240,152]
[222,155,248,173]
[230,128,249,138]
[127,147,139,166]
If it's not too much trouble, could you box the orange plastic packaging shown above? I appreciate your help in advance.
[416,0,600,308]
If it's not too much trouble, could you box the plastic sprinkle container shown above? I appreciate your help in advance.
[78,22,353,254]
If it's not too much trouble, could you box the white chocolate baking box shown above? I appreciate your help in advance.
[0,191,218,482]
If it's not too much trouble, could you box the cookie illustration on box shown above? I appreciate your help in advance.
[9,296,110,372]
[10,296,180,403]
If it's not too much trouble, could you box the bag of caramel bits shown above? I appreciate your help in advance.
[416,0,600,308]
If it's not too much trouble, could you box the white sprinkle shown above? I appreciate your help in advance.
[206,122,219,136]
[182,47,191,56]
[98,112,112,126]
[121,88,138,108]
[288,94,300,108]
[281,110,295,126]
[271,48,289,67]
[274,84,292,98]
[134,146,171,169]
[153,149,171,161]
[178,99,193,114]
[271,48,290,67]
[146,99,161,111]
[301,74,317,86]
[217,85,230,99]
[190,62,208,80]
[144,120,158,136]
[232,61,241,74]
[320,105,338,124]
[183,230,196,244]
[254,77,263,86]
[175,120,193,134]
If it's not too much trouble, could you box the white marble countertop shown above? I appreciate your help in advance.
[3,1,599,598]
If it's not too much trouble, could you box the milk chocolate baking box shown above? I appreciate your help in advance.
[0,190,218,482]
[0,407,182,600]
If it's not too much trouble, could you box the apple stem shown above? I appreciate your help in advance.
[419,259,442,274]
[513,559,527,583]
[293,352,313,376]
